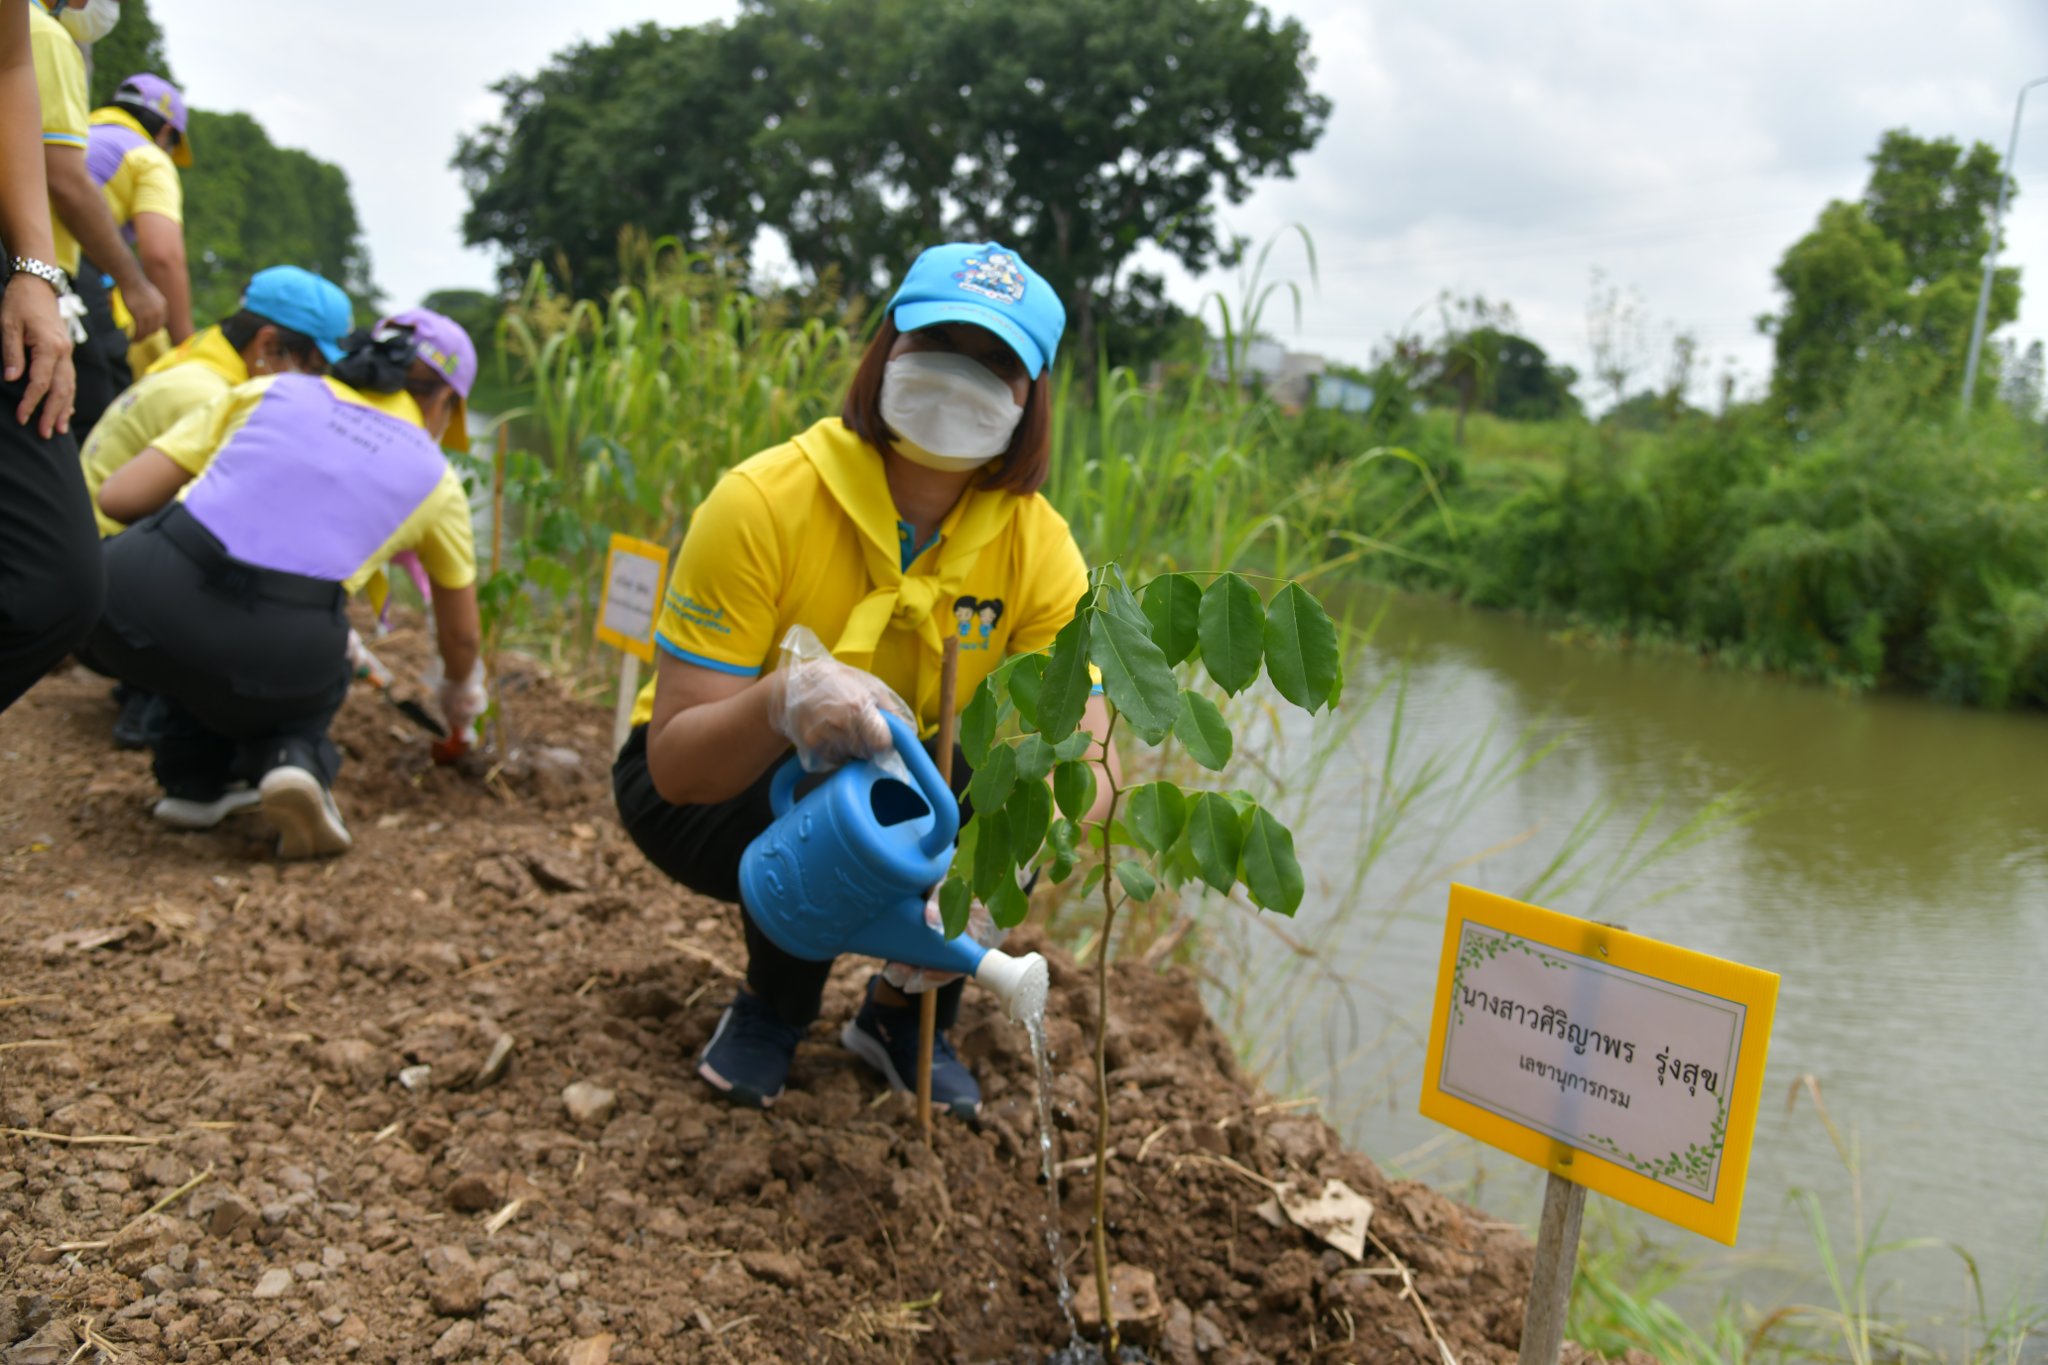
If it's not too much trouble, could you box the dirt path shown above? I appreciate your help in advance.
[1,619,1639,1364]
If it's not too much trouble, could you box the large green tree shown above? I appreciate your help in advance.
[456,0,1328,361]
[1763,129,2019,420]
[83,0,174,104]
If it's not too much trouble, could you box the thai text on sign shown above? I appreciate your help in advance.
[595,533,669,663]
[1419,885,1778,1244]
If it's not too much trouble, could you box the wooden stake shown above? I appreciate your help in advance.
[611,653,642,757]
[1516,1168,1587,1365]
[488,422,508,752]
[918,635,962,1146]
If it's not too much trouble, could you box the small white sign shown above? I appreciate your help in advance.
[596,534,668,663]
[1439,923,1742,1204]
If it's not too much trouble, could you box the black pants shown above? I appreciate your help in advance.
[69,269,131,441]
[614,725,974,1030]
[0,373,102,716]
[83,506,350,799]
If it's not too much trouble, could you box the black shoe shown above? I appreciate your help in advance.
[841,975,981,1119]
[259,765,352,859]
[112,689,168,750]
[698,990,806,1108]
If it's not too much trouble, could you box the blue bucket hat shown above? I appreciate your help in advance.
[887,242,1065,379]
[240,266,354,364]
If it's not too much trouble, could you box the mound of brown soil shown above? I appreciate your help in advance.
[1,619,1640,1364]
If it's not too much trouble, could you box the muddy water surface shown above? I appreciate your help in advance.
[1243,589,2048,1317]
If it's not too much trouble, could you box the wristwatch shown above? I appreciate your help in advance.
[7,256,73,298]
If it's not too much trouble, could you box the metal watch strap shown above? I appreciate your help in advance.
[7,256,72,298]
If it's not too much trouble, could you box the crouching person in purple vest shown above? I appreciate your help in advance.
[84,309,485,859]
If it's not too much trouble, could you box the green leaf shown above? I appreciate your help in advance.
[1052,730,1095,762]
[1184,791,1245,894]
[1125,780,1187,854]
[1038,614,1093,743]
[1053,761,1097,822]
[938,876,974,938]
[1014,734,1055,785]
[1091,602,1179,739]
[1006,653,1047,730]
[971,807,1012,901]
[1241,806,1305,916]
[966,741,1016,818]
[1198,573,1264,695]
[1141,572,1204,665]
[1079,861,1107,898]
[1006,780,1052,865]
[958,684,997,768]
[1045,818,1080,883]
[1114,859,1159,903]
[1263,582,1341,713]
[987,875,1029,931]
[1174,690,1233,770]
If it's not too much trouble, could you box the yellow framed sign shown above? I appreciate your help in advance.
[1419,885,1778,1244]
[594,533,669,663]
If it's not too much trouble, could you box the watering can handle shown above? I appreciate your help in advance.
[768,756,804,817]
[883,712,959,859]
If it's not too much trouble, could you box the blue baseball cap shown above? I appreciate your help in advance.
[887,242,1065,379]
[240,266,354,364]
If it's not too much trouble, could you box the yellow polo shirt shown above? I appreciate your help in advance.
[630,417,1088,731]
[150,377,477,596]
[79,326,245,537]
[89,106,183,227]
[27,3,89,276]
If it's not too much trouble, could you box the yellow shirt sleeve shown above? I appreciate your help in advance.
[150,380,268,477]
[385,468,477,593]
[1004,499,1090,657]
[125,146,183,223]
[28,13,87,148]
[652,471,785,676]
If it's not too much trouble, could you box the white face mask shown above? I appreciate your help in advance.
[58,0,121,44]
[879,351,1024,472]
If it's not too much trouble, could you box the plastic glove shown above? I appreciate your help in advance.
[429,657,488,737]
[883,889,1008,994]
[769,624,913,772]
[346,629,390,686]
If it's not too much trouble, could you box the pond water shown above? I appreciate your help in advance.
[1227,589,2048,1326]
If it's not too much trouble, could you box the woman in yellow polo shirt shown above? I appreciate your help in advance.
[87,309,485,860]
[615,242,1113,1116]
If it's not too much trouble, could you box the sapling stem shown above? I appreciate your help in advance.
[1090,706,1123,1355]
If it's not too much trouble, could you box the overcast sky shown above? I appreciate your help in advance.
[147,0,2048,406]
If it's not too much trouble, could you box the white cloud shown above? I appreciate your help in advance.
[142,0,2047,403]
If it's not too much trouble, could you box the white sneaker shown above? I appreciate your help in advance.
[259,766,352,859]
[151,784,262,830]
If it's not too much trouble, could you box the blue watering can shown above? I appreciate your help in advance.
[738,712,1049,1022]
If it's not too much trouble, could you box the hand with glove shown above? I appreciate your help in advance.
[768,624,913,772]
[436,658,488,737]
[883,888,1008,993]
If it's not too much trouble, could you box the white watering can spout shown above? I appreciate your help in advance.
[974,948,1049,1024]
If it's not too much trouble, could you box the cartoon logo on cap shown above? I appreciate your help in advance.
[416,339,460,382]
[953,252,1026,305]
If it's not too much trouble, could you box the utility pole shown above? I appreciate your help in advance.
[1961,76,2048,413]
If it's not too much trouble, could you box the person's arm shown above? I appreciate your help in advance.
[129,212,189,341]
[428,581,480,685]
[0,0,72,434]
[44,144,165,337]
[646,658,793,806]
[1077,692,1121,826]
[96,445,189,522]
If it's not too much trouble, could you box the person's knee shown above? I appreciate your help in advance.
[0,537,103,666]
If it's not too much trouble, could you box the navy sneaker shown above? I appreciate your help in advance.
[841,975,981,1119]
[698,990,806,1108]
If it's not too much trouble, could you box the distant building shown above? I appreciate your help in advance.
[1207,339,1371,413]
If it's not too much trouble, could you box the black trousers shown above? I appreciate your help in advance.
[0,373,103,715]
[83,506,350,799]
[614,724,974,1031]
[68,269,131,441]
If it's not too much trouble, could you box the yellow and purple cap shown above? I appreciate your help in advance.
[114,74,191,167]
[380,307,477,453]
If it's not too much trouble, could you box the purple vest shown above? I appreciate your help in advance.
[181,377,448,584]
[86,120,150,243]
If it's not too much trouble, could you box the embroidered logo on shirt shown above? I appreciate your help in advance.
[953,595,1004,651]
[953,252,1026,305]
